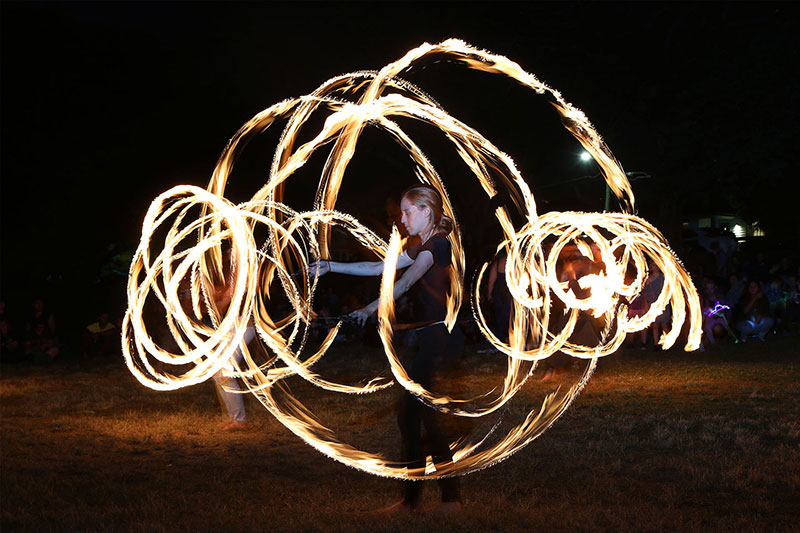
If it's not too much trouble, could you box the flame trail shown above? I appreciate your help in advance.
[123,40,701,479]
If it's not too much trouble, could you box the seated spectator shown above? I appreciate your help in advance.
[701,277,731,347]
[736,281,774,342]
[764,277,790,333]
[26,322,60,363]
[769,256,793,284]
[763,278,784,314]
[25,297,56,338]
[1,318,23,363]
[83,312,118,359]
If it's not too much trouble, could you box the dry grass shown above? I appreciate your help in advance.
[2,337,799,532]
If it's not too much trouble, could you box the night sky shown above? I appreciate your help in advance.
[1,2,797,313]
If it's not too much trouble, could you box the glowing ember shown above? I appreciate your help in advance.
[122,39,702,479]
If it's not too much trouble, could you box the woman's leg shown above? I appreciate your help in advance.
[213,326,255,424]
[420,406,461,503]
[757,317,774,340]
[424,326,464,503]
[397,392,425,506]
[737,320,755,339]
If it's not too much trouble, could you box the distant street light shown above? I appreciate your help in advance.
[578,151,611,212]
[539,156,653,214]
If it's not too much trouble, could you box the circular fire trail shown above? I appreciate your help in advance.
[123,39,702,479]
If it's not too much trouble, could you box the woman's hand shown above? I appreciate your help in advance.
[307,261,331,278]
[349,307,373,327]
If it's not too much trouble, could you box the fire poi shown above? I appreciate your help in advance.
[122,39,702,479]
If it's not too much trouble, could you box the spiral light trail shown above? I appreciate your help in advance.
[123,39,701,479]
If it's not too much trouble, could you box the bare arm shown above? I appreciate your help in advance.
[331,260,384,276]
[352,250,434,323]
[309,252,414,277]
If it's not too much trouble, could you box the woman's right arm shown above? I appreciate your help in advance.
[329,260,384,276]
[310,252,414,278]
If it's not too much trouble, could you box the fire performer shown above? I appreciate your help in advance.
[311,185,464,514]
[179,246,255,431]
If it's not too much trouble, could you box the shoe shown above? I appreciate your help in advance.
[640,344,647,350]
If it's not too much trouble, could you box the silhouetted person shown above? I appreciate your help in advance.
[83,312,118,359]
[736,281,774,341]
[25,298,56,338]
[180,247,255,431]
[486,254,511,344]
[26,322,59,363]
[1,318,23,363]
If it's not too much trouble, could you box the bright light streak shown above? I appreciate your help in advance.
[123,39,702,480]
[705,301,730,318]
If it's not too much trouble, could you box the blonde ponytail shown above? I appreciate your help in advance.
[438,214,453,235]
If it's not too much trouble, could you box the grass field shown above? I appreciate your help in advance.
[2,336,799,532]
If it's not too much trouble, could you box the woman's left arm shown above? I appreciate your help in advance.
[350,250,434,325]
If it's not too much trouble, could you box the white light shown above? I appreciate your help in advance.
[580,151,592,162]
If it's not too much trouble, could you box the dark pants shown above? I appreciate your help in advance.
[398,323,464,505]
[493,291,512,343]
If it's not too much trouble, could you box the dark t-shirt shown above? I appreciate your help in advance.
[407,234,451,323]
[749,295,770,320]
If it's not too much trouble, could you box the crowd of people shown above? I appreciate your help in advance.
[697,253,799,347]
[2,249,796,368]
[623,250,798,351]
[474,246,799,356]
[0,297,119,364]
[2,202,796,517]
[622,251,799,351]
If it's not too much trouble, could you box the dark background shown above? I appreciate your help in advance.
[1,2,797,330]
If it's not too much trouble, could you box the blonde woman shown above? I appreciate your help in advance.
[312,184,464,514]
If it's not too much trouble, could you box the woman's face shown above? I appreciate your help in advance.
[748,281,760,295]
[400,197,431,237]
